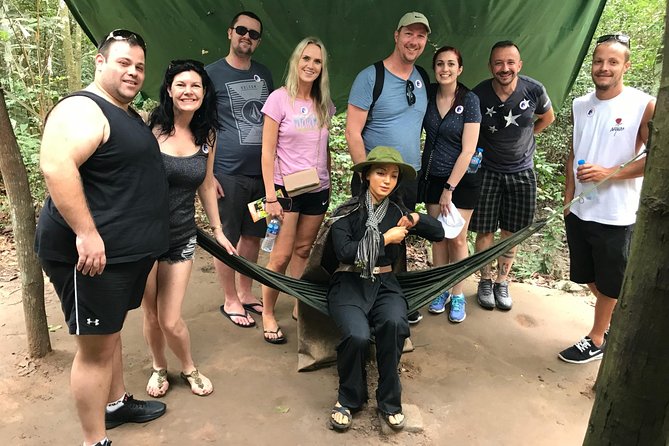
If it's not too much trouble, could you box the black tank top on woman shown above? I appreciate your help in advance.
[35,90,170,264]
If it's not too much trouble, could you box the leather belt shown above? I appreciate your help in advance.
[335,264,393,274]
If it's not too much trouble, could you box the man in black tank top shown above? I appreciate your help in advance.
[34,30,168,446]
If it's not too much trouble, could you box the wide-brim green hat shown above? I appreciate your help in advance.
[351,146,417,180]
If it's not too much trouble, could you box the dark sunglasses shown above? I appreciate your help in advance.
[405,80,416,106]
[100,29,146,52]
[596,34,631,48]
[232,26,261,41]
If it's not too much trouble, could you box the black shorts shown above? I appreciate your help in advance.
[41,256,155,335]
[565,213,633,299]
[274,185,330,215]
[215,173,267,245]
[424,170,483,209]
[158,234,197,263]
[470,168,537,233]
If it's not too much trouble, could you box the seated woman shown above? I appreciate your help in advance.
[142,59,236,397]
[327,146,444,432]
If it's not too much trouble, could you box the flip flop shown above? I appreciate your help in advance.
[379,409,406,431]
[242,302,264,315]
[219,305,256,328]
[263,327,287,344]
[329,404,352,432]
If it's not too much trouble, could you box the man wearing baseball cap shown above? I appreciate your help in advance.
[345,11,431,324]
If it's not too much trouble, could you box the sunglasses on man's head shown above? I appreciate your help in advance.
[596,34,631,48]
[100,29,147,51]
[232,26,261,41]
[405,80,416,106]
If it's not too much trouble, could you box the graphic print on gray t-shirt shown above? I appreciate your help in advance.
[226,78,269,145]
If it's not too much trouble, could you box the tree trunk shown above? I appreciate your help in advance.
[582,6,669,445]
[59,0,80,91]
[0,86,51,358]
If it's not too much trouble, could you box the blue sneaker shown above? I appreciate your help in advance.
[449,294,466,323]
[428,291,451,314]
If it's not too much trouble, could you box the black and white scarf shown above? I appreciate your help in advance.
[355,189,389,280]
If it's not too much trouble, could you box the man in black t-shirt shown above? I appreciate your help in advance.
[35,31,168,446]
[470,41,555,311]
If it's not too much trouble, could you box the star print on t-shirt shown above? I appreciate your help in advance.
[503,110,521,127]
[488,125,498,133]
[485,106,496,117]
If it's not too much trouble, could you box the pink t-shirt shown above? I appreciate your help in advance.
[261,87,335,191]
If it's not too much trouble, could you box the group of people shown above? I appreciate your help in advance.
[33,7,654,445]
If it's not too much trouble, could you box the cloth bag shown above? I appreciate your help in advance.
[282,168,320,197]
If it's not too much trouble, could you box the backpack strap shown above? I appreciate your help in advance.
[367,60,386,119]
[415,64,430,90]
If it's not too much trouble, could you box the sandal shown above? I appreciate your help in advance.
[146,368,169,398]
[180,369,213,396]
[379,409,406,431]
[329,404,352,432]
[263,327,287,344]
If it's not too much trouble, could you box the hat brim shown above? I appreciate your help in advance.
[351,160,417,181]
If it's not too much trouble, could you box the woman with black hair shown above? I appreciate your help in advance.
[327,146,443,432]
[420,46,482,323]
[142,60,236,397]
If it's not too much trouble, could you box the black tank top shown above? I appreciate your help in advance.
[35,90,170,263]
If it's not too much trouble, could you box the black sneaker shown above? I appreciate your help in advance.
[407,311,423,325]
[105,394,166,429]
[557,336,605,364]
[92,439,112,446]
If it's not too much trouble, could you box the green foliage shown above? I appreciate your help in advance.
[328,114,354,211]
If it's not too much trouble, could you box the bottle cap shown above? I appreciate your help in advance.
[577,159,585,165]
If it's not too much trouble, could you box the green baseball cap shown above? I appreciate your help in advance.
[396,11,431,34]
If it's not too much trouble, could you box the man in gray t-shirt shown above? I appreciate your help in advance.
[345,11,431,325]
[205,11,273,328]
[470,41,555,311]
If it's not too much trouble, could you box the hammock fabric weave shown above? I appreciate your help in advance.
[196,219,547,315]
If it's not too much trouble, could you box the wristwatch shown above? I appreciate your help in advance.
[444,183,456,191]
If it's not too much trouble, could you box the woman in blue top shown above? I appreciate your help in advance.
[419,46,482,323]
[142,60,236,398]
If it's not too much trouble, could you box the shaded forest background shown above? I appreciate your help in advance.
[0,0,665,281]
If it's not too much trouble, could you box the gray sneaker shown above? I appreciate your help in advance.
[477,279,495,310]
[493,281,513,310]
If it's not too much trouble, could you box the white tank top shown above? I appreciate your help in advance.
[571,87,652,225]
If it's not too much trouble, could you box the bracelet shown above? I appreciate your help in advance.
[266,199,278,204]
[210,224,222,230]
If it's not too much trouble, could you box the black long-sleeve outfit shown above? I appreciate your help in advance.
[327,201,443,414]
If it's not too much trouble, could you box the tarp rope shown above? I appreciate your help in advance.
[197,151,645,315]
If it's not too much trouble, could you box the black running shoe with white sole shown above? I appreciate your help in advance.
[558,336,605,364]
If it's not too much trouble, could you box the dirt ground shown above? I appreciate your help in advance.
[0,246,601,446]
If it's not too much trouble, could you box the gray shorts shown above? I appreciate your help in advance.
[215,173,267,245]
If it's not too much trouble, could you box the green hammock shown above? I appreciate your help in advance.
[196,218,547,315]
[197,151,644,315]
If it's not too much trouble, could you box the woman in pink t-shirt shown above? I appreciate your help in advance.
[260,36,335,344]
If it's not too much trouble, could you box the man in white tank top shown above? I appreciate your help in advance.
[558,34,655,364]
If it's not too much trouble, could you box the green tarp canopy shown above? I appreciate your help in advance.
[64,0,606,112]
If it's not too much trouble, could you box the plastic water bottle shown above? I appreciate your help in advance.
[577,160,597,200]
[467,148,483,173]
[261,218,281,252]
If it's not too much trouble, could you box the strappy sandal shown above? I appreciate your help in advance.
[379,409,406,431]
[146,368,169,398]
[180,369,213,396]
[329,404,352,432]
